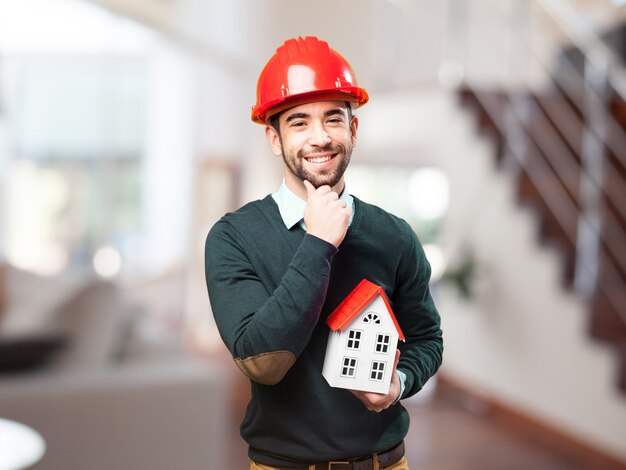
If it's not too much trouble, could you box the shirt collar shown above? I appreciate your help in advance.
[272,180,354,230]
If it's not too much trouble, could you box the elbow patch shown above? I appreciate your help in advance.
[234,350,296,385]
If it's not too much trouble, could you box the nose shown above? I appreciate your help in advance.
[308,122,331,147]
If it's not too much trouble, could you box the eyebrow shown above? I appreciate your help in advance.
[285,112,309,123]
[284,107,347,123]
[325,108,346,118]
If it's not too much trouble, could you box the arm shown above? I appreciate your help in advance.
[394,227,444,399]
[205,221,336,385]
[205,184,350,386]
[348,224,442,411]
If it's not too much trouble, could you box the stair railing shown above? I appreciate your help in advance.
[446,0,626,325]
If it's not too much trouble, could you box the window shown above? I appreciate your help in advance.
[370,361,386,381]
[3,54,147,276]
[346,329,362,350]
[5,159,141,275]
[341,357,358,378]
[375,334,391,354]
[362,312,381,324]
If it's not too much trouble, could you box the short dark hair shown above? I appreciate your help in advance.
[269,112,281,137]
[268,101,354,138]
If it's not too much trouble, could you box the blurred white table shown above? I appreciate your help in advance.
[0,418,45,470]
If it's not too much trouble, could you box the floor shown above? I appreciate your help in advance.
[402,390,623,470]
[225,377,626,470]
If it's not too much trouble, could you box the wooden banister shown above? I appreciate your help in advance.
[459,83,626,393]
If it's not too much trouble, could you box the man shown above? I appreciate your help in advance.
[205,36,443,470]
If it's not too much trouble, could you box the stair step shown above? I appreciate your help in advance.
[524,111,581,205]
[610,96,626,131]
[619,346,626,393]
[459,88,506,162]
[591,305,626,396]
[516,166,578,287]
[589,287,626,343]
[531,92,584,161]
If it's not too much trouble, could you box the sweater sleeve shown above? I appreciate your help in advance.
[394,224,444,399]
[205,219,337,385]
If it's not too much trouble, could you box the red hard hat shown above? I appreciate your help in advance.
[251,36,369,124]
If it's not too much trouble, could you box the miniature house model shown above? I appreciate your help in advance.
[322,279,405,394]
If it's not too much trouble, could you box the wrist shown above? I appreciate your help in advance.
[394,370,407,404]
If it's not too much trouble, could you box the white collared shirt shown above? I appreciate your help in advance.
[272,180,355,230]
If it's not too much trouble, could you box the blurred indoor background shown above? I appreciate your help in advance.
[0,0,625,468]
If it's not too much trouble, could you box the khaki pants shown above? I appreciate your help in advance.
[250,456,409,470]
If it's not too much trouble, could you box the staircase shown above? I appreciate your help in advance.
[457,28,626,391]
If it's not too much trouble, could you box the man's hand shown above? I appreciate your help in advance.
[303,180,351,248]
[350,349,401,412]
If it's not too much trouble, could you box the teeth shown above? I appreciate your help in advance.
[307,156,332,163]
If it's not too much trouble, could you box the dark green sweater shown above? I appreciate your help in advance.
[205,195,443,465]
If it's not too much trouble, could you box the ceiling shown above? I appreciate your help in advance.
[82,0,625,95]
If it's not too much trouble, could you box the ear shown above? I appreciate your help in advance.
[265,125,283,156]
[350,115,359,146]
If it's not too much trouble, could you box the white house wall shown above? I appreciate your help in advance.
[323,296,399,394]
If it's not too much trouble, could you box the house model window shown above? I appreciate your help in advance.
[370,361,386,381]
[346,330,362,350]
[362,312,381,324]
[341,357,358,378]
[375,334,391,354]
[322,279,405,394]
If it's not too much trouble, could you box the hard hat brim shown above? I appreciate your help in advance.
[252,88,369,125]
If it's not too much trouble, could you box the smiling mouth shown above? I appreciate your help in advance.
[304,154,335,164]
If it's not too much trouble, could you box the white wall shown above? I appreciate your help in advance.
[0,97,8,259]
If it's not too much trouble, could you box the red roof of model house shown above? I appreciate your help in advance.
[326,279,405,341]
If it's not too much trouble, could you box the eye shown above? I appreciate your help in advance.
[290,121,306,128]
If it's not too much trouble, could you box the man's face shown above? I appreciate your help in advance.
[266,101,358,196]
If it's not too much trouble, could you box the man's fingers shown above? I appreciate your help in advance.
[304,180,335,198]
[303,182,348,247]
[350,389,388,412]
[303,180,315,198]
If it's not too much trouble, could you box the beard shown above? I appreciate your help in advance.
[281,141,353,189]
